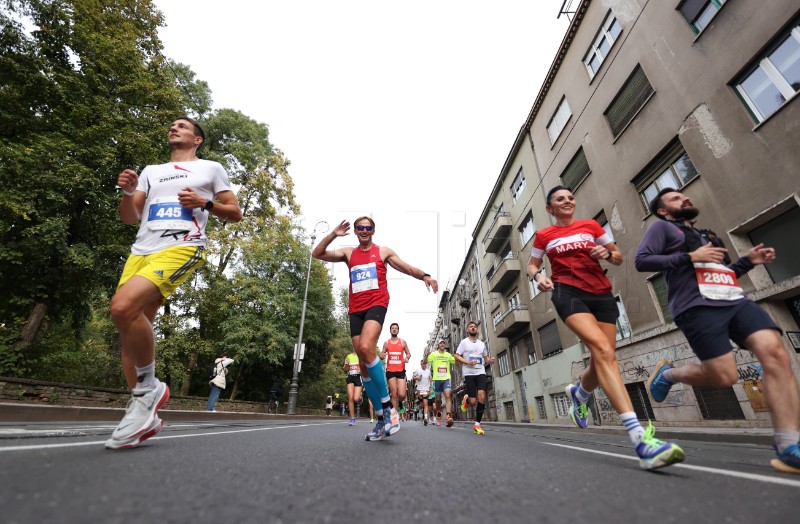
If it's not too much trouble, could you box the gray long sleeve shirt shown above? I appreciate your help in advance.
[634,220,754,319]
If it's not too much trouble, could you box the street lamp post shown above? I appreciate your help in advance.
[287,221,328,415]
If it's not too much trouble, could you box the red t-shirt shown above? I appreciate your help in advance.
[348,244,390,313]
[384,338,406,372]
[531,219,613,294]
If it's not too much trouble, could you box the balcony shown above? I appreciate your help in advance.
[488,256,521,292]
[494,305,529,338]
[482,212,512,253]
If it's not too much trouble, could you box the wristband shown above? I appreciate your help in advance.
[604,250,613,260]
[421,273,431,280]
[123,190,135,197]
[204,200,214,212]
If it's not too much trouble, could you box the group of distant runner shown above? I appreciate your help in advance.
[107,117,799,476]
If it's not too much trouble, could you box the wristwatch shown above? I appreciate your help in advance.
[204,200,214,212]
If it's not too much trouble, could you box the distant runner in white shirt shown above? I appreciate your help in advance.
[413,360,433,426]
[454,321,495,435]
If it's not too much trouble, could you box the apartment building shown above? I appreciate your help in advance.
[461,0,800,427]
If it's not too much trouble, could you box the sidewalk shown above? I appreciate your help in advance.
[0,402,774,445]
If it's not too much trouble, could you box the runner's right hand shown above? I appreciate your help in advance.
[333,220,350,237]
[536,276,554,292]
[117,169,139,193]
[689,243,728,264]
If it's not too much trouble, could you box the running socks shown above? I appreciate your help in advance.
[774,429,800,453]
[362,357,392,418]
[621,412,646,445]
[476,402,485,423]
[134,362,156,390]
[574,382,592,404]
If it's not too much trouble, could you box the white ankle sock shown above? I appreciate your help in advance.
[621,412,645,445]
[134,362,157,390]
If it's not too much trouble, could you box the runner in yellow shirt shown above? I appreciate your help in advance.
[427,340,456,427]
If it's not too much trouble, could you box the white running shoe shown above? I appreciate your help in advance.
[105,415,163,450]
[107,381,169,448]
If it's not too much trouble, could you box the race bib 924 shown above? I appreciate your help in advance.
[350,262,379,293]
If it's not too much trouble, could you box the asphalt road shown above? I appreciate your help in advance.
[0,417,796,523]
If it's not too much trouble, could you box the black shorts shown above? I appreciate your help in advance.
[349,306,388,337]
[674,300,781,361]
[551,282,619,324]
[386,370,406,380]
[346,374,363,387]
[465,374,487,398]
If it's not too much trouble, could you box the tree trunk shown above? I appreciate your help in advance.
[13,301,48,352]
[229,360,244,401]
[181,350,198,396]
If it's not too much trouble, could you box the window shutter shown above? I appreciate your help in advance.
[561,148,591,189]
[605,65,654,137]
[651,274,673,323]
[631,139,686,191]
[539,321,562,357]
[678,0,708,23]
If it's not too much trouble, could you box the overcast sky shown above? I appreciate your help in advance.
[154,0,570,367]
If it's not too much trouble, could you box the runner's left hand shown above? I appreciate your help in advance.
[747,243,776,265]
[178,187,204,208]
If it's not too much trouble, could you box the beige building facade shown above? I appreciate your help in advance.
[442,0,800,428]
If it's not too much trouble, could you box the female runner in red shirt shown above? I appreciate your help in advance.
[527,186,683,471]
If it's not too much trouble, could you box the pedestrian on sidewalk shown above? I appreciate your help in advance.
[325,395,334,416]
[636,188,800,475]
[208,355,234,411]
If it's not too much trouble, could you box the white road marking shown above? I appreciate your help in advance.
[0,421,341,452]
[542,442,800,488]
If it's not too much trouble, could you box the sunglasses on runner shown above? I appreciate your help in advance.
[355,225,373,232]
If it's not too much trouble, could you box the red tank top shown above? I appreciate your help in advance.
[348,244,390,313]
[385,338,406,372]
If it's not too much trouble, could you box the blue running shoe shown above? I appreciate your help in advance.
[565,383,589,429]
[647,359,674,402]
[365,419,385,442]
[771,443,800,474]
[635,422,685,470]
[384,407,400,436]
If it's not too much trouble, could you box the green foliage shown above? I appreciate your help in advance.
[0,0,341,408]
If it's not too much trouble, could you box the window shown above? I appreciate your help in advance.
[561,147,591,190]
[625,382,656,420]
[523,334,537,365]
[594,210,613,238]
[519,213,535,246]
[747,206,800,283]
[632,139,698,211]
[693,385,745,420]
[529,268,546,298]
[507,290,521,309]
[547,97,572,144]
[604,65,655,138]
[535,396,547,419]
[492,307,503,326]
[735,22,800,123]
[649,274,673,324]
[511,167,526,203]
[678,0,727,34]
[584,11,623,78]
[552,392,570,418]
[539,320,562,358]
[615,296,632,341]
[497,351,510,376]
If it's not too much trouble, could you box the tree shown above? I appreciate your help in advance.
[0,0,185,372]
